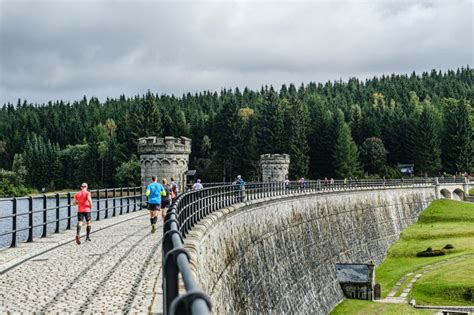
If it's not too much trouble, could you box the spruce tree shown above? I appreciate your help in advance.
[332,110,361,178]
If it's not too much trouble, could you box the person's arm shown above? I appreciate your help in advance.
[87,192,93,209]
[72,194,77,206]
[160,186,166,196]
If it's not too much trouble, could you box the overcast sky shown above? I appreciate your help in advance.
[0,0,472,105]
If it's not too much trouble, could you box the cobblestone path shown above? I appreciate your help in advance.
[0,212,164,314]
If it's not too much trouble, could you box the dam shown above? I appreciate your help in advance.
[184,186,436,314]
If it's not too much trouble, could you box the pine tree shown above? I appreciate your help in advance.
[413,102,442,175]
[332,110,361,178]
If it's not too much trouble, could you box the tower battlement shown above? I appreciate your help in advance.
[260,154,291,165]
[138,136,191,154]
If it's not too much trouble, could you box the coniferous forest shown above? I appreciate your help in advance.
[0,67,473,195]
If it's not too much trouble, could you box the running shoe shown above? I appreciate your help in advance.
[75,235,81,245]
[151,224,156,233]
[86,237,91,242]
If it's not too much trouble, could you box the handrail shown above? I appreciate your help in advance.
[163,177,472,314]
[0,186,145,248]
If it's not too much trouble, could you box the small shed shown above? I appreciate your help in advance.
[336,263,375,300]
[186,170,197,189]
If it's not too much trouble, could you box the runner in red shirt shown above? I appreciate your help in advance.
[73,183,93,244]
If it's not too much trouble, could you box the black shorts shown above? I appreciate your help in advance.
[148,203,160,211]
[77,212,91,222]
[161,199,170,209]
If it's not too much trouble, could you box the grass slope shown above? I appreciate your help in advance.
[377,200,474,298]
[331,199,474,314]
[331,300,433,314]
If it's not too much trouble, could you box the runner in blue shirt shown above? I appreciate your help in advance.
[146,176,165,233]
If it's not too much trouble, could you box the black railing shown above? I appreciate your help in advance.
[0,186,144,248]
[163,177,472,314]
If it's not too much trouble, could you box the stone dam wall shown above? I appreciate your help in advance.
[185,187,436,314]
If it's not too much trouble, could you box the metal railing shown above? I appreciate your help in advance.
[163,177,470,314]
[0,186,144,248]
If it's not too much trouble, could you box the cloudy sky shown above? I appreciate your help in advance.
[0,0,472,105]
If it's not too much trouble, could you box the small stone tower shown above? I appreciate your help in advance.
[260,154,290,182]
[138,136,191,192]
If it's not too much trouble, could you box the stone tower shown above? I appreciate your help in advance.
[138,136,191,192]
[260,154,290,182]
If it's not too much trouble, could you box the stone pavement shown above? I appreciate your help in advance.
[0,210,164,314]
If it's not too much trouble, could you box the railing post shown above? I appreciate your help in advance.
[11,197,17,248]
[42,195,47,238]
[96,190,101,221]
[67,192,72,230]
[104,189,109,219]
[27,196,33,242]
[120,188,124,215]
[127,187,130,213]
[133,187,137,211]
[55,193,60,233]
[112,188,116,217]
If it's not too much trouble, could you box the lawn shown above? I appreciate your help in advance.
[330,299,433,315]
[411,258,474,306]
[376,199,474,298]
[331,199,474,314]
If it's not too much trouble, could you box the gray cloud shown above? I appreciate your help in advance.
[0,0,472,104]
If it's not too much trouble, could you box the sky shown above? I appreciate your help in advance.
[0,0,472,105]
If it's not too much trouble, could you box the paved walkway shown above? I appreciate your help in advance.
[0,210,164,314]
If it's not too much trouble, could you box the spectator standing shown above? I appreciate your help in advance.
[193,179,203,190]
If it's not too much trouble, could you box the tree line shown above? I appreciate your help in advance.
[0,67,472,196]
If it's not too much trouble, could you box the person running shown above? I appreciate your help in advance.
[170,177,178,205]
[73,182,93,244]
[146,176,165,233]
[161,178,171,220]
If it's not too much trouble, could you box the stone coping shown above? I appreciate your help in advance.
[0,209,147,274]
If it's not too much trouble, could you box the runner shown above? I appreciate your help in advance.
[146,176,165,233]
[73,182,93,244]
[170,177,178,205]
[161,178,171,220]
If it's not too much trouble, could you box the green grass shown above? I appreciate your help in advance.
[376,200,474,298]
[469,188,474,196]
[332,199,474,314]
[411,258,474,306]
[330,299,433,315]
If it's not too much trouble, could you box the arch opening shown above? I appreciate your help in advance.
[440,189,452,199]
[453,188,464,201]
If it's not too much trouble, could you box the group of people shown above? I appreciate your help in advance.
[73,176,179,244]
[145,176,178,233]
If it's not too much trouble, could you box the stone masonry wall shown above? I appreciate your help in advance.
[185,187,436,314]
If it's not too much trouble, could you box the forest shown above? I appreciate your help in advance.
[0,67,472,196]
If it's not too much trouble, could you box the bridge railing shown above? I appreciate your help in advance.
[0,186,144,248]
[162,178,441,314]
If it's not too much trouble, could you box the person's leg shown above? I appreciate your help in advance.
[151,208,158,233]
[76,214,83,245]
[85,214,92,241]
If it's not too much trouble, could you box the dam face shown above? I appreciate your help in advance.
[185,187,436,314]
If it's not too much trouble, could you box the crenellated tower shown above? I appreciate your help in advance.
[260,154,290,182]
[138,136,191,192]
